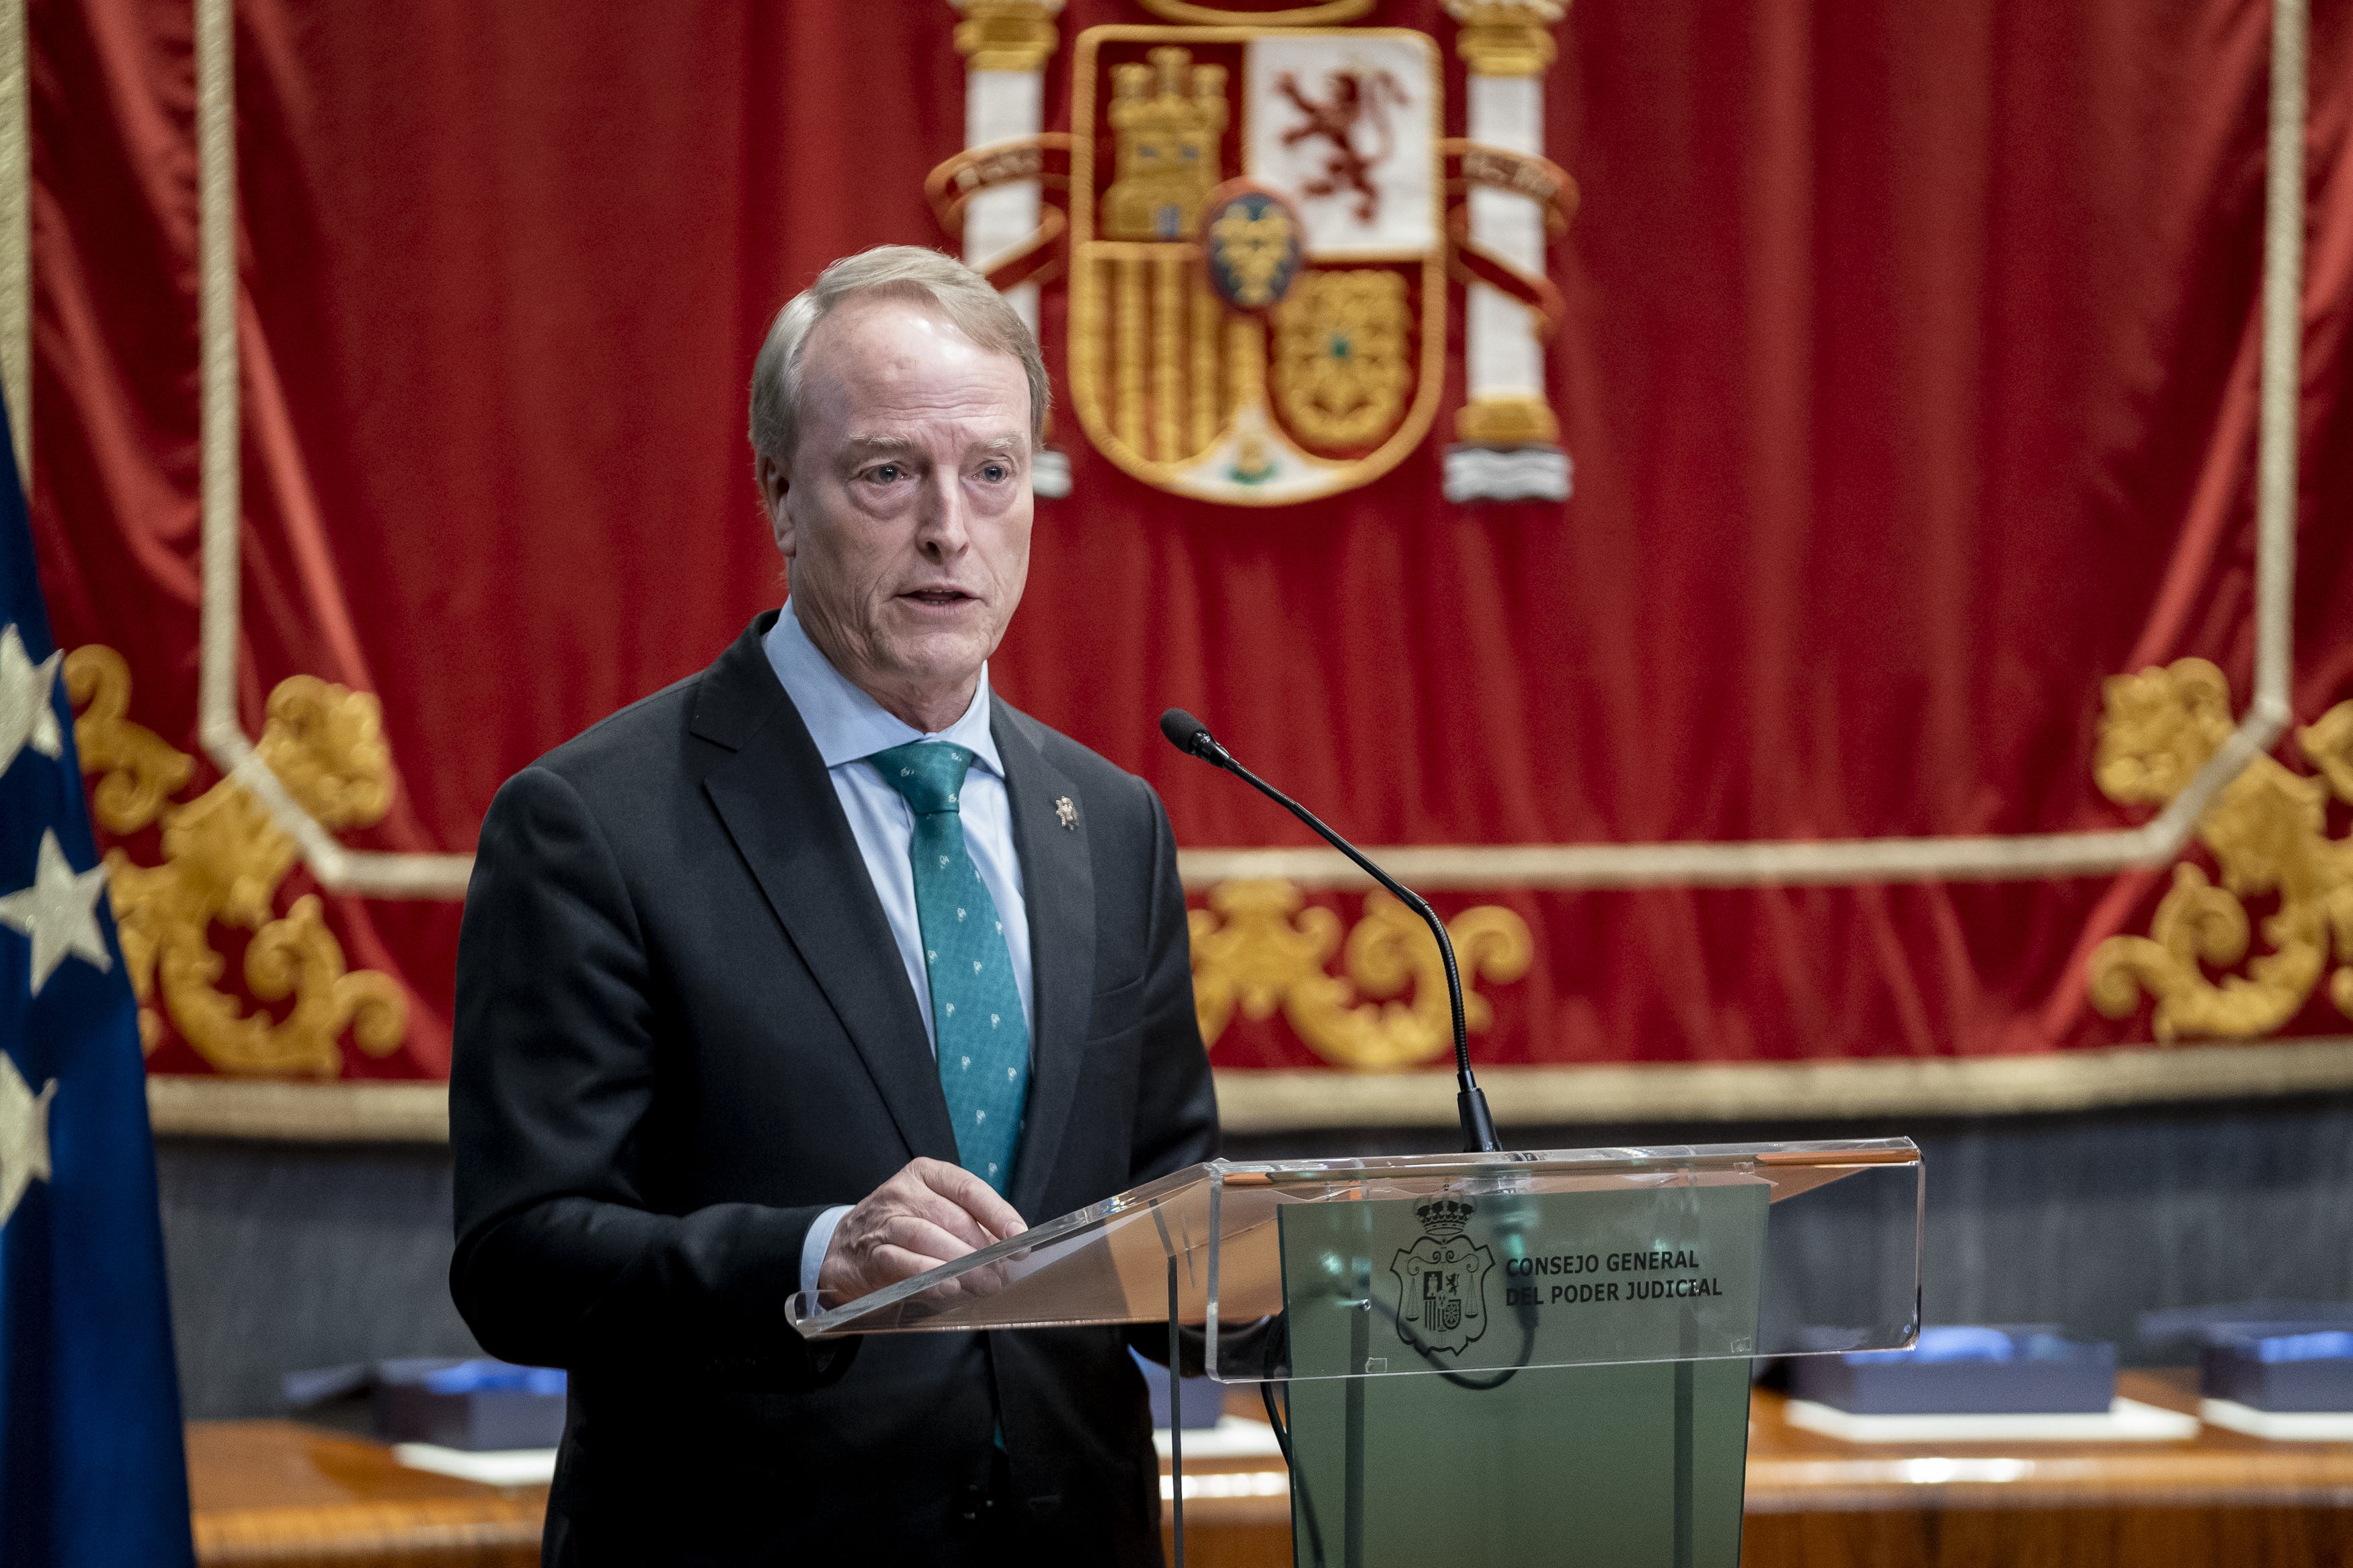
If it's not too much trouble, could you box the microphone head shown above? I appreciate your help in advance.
[1159,708,1216,759]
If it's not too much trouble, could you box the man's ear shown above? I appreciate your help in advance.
[755,452,793,556]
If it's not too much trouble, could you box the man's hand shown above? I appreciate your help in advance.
[817,1157,1028,1301]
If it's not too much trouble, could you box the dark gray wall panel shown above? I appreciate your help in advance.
[156,1092,2353,1417]
[155,1138,481,1421]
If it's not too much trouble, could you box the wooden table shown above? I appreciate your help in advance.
[188,1372,2353,1567]
[1740,1369,2353,1568]
[188,1421,544,1567]
[1155,1390,1293,1568]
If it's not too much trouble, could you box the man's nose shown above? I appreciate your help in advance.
[916,468,971,553]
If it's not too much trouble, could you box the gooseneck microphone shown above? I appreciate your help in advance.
[1160,709,1503,1154]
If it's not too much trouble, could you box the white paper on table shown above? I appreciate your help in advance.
[1782,1396,2200,1444]
[2200,1398,2353,1441]
[1153,1415,1286,1460]
[392,1442,559,1486]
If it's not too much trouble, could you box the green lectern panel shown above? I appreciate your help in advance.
[1279,1358,1753,1568]
[1276,1182,1767,1566]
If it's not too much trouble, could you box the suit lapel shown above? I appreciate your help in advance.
[695,622,959,1167]
[993,700,1096,1221]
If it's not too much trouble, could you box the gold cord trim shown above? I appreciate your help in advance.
[147,1077,452,1141]
[141,1038,2353,1143]
[0,0,26,483]
[1213,1040,2353,1130]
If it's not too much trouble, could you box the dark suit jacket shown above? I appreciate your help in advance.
[450,614,1217,1565]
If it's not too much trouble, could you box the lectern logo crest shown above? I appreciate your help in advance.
[1390,1196,1494,1356]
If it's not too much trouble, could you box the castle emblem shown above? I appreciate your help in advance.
[1390,1196,1494,1357]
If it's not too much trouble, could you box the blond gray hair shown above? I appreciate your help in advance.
[749,245,1048,466]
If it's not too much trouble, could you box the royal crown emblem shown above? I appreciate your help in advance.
[1414,1196,1474,1236]
[1391,1193,1494,1356]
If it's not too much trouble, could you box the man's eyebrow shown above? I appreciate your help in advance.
[837,432,1026,458]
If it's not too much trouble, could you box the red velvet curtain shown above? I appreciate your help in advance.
[30,0,2353,1078]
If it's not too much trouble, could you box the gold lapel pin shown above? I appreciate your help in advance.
[1053,796,1078,831]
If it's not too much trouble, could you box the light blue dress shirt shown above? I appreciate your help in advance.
[762,601,1035,1297]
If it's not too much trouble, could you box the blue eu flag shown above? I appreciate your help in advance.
[0,407,195,1565]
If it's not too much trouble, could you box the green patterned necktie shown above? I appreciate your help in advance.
[866,740,1031,1194]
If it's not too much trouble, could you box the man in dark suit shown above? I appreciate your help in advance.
[450,246,1215,1565]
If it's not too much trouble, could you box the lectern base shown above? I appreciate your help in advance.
[1281,1358,1752,1568]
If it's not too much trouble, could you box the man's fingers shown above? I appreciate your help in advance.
[825,1159,1031,1299]
[949,1258,1011,1299]
[891,1184,1005,1254]
[912,1158,1028,1241]
[871,1212,990,1270]
[839,1244,946,1296]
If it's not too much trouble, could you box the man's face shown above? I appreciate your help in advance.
[761,299,1033,729]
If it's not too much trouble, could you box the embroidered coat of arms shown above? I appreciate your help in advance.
[1067,27,1447,504]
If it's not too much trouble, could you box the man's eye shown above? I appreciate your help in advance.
[980,463,1008,482]
[870,464,902,483]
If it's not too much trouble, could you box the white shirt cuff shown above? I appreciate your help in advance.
[799,1204,855,1301]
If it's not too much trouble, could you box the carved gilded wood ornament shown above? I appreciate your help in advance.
[2088,658,2353,1041]
[67,646,408,1076]
[1189,877,1531,1070]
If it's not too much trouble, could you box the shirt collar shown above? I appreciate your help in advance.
[763,599,1003,777]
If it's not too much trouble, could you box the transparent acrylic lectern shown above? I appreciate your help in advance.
[788,1138,1923,1567]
